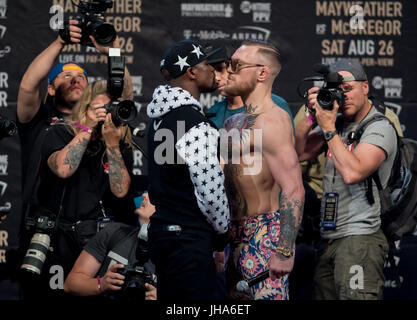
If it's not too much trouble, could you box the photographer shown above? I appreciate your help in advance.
[295,59,397,300]
[17,18,133,226]
[21,80,133,300]
[64,192,156,300]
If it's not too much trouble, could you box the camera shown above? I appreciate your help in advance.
[298,64,346,111]
[103,100,137,127]
[101,49,137,127]
[60,0,116,47]
[0,116,17,140]
[21,216,56,275]
[316,72,345,110]
[116,264,156,301]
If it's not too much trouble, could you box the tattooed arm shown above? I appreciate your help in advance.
[47,130,92,179]
[106,145,131,198]
[102,113,131,198]
[261,109,305,280]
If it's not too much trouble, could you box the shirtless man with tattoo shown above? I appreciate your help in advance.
[222,41,305,300]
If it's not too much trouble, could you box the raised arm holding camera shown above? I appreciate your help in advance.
[295,59,397,300]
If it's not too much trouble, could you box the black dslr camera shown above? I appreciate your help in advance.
[100,49,137,128]
[60,0,116,47]
[0,115,17,140]
[116,264,156,301]
[298,64,345,111]
[21,215,56,275]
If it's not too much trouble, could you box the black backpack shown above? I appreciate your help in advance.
[352,113,417,241]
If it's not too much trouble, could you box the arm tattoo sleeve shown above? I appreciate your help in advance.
[62,137,89,174]
[106,145,128,195]
[277,193,304,260]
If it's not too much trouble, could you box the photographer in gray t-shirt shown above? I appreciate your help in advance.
[295,59,397,300]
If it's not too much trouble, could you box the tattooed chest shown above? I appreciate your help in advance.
[222,112,259,162]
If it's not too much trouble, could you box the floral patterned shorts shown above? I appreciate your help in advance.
[226,211,289,300]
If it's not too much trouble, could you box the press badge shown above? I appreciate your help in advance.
[97,216,114,232]
[321,192,339,231]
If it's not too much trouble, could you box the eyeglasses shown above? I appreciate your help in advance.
[225,59,264,73]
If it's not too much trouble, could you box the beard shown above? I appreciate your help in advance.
[54,85,81,110]
[224,77,256,98]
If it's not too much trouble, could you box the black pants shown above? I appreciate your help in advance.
[148,224,217,301]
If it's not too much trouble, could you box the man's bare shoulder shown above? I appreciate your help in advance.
[256,106,292,134]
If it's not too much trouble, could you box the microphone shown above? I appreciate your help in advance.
[236,270,270,292]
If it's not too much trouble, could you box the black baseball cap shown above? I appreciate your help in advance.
[160,39,221,79]
[329,58,367,81]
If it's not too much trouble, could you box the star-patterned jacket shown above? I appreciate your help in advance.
[146,85,230,234]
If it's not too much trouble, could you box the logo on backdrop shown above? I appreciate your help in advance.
[0,0,7,19]
[131,76,143,97]
[0,72,7,107]
[183,26,271,41]
[232,26,271,41]
[0,180,11,213]
[0,24,5,39]
[181,3,233,18]
[240,1,271,23]
[0,155,8,175]
[372,76,403,99]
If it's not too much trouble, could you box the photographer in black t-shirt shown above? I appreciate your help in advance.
[64,192,156,300]
[22,80,133,300]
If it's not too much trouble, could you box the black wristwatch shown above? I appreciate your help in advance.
[324,131,337,142]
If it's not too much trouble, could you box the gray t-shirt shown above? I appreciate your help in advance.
[321,107,397,239]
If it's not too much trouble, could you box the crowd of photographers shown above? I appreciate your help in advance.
[0,1,405,302]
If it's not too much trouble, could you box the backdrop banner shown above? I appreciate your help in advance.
[0,0,416,300]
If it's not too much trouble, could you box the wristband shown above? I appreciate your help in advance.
[305,111,315,126]
[74,122,92,134]
[97,276,104,294]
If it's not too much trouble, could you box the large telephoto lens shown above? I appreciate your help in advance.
[21,233,51,275]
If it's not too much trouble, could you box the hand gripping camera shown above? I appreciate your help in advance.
[297,64,346,111]
[21,216,56,275]
[116,264,156,301]
[59,0,116,47]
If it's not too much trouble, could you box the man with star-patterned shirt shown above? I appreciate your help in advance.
[146,39,230,300]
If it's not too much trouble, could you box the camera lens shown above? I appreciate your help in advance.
[93,23,117,46]
[116,100,137,123]
[21,233,51,275]
[0,118,17,138]
[317,89,334,110]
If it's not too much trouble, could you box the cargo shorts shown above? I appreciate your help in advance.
[313,229,389,300]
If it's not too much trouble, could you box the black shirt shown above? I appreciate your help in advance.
[17,103,67,187]
[39,123,133,222]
